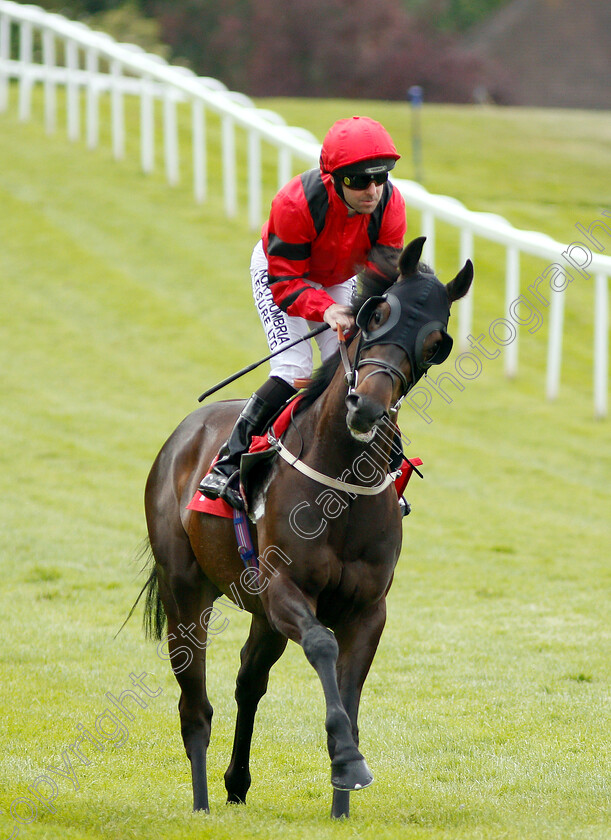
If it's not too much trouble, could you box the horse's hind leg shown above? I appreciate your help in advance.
[224,613,287,804]
[156,549,217,813]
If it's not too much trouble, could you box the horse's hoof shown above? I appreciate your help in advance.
[331,758,374,791]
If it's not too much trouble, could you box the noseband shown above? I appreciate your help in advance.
[340,333,410,410]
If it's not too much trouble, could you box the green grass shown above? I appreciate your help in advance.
[0,88,609,840]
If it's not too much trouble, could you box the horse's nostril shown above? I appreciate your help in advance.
[345,393,386,437]
[345,393,360,413]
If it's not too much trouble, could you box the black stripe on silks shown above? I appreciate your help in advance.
[277,287,309,312]
[267,233,312,261]
[267,273,309,286]
[367,180,393,247]
[300,168,328,236]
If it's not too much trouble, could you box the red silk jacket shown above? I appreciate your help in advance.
[261,168,406,321]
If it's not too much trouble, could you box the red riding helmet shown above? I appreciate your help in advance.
[319,116,400,176]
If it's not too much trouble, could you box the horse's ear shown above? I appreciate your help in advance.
[399,236,427,278]
[446,260,474,303]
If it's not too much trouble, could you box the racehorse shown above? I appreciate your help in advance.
[140,236,473,818]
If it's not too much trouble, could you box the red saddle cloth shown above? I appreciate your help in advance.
[186,396,421,518]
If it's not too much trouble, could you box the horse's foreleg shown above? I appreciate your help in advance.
[330,601,387,819]
[263,576,373,797]
[302,623,373,791]
[224,613,288,804]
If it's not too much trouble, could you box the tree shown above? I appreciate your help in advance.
[15,0,506,102]
[149,0,500,102]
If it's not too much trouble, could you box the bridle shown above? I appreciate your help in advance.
[339,332,410,412]
[272,288,450,497]
[272,270,461,496]
[339,278,454,413]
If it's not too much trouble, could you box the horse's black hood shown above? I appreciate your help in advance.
[356,275,453,388]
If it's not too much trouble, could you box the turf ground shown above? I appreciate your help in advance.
[0,89,609,839]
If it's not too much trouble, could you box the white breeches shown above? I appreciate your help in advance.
[250,240,356,385]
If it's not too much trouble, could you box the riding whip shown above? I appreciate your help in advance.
[197,323,330,402]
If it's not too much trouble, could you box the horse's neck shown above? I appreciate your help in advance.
[305,362,394,475]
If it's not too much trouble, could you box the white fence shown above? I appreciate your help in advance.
[1,0,608,417]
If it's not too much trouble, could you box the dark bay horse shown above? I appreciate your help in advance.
[141,237,473,818]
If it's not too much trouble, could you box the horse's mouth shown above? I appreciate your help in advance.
[346,421,377,443]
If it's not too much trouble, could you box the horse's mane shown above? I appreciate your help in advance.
[294,348,343,413]
[352,260,434,307]
[417,262,435,276]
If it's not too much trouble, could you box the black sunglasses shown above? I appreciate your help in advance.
[341,171,389,191]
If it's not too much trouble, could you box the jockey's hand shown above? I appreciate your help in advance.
[323,304,355,333]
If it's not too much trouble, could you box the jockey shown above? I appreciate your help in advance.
[199,116,407,510]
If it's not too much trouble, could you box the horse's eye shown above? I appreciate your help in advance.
[368,304,388,331]
[424,341,440,361]
[368,311,381,331]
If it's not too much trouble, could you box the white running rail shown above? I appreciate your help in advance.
[1,1,608,417]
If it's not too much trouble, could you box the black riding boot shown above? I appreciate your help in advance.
[198,376,296,509]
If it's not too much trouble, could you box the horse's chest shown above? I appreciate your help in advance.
[320,552,395,620]
[315,570,382,628]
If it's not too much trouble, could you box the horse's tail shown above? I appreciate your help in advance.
[114,538,167,641]
[141,543,167,642]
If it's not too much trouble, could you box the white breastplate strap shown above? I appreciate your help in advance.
[274,438,398,496]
